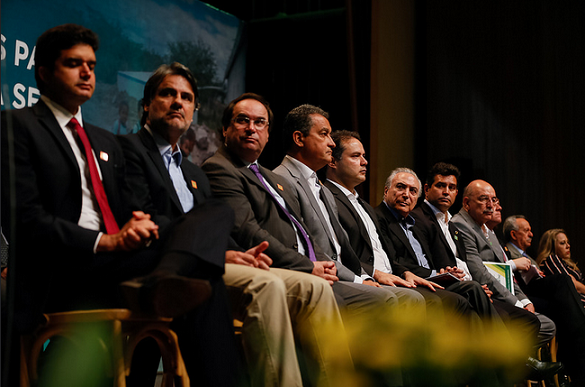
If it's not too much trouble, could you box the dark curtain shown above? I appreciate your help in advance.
[416,0,585,265]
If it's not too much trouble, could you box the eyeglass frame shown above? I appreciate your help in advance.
[231,114,270,130]
[475,195,500,205]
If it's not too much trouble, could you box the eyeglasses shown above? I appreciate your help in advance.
[231,115,269,130]
[476,196,499,205]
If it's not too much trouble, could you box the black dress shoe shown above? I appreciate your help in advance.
[526,356,564,380]
[120,274,212,318]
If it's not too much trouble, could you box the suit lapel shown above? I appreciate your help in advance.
[325,181,373,251]
[461,210,503,262]
[282,159,337,246]
[138,129,184,212]
[33,101,80,174]
[382,205,420,262]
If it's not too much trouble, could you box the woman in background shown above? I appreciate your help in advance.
[537,229,585,305]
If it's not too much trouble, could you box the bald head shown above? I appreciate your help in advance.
[462,180,498,226]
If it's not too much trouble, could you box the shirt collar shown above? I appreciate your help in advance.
[285,155,317,182]
[145,124,183,165]
[509,242,525,255]
[41,95,83,129]
[327,179,357,198]
[385,201,415,226]
[424,199,451,221]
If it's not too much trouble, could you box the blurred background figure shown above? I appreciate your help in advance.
[111,100,130,134]
[537,229,585,305]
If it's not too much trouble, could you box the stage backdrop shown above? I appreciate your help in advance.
[1,0,245,164]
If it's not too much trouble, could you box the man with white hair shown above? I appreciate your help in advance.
[375,167,497,319]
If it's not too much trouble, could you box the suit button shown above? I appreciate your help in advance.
[369,256,374,262]
[332,254,338,260]
[293,243,298,249]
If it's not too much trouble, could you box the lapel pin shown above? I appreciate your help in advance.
[100,152,109,162]
[191,180,198,189]
[277,184,284,191]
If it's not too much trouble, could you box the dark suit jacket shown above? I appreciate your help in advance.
[410,203,467,270]
[374,202,436,278]
[202,146,325,273]
[117,128,212,230]
[324,180,409,277]
[1,101,136,329]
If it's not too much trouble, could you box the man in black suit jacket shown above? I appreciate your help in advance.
[375,167,498,319]
[323,131,472,317]
[118,64,347,387]
[1,25,238,386]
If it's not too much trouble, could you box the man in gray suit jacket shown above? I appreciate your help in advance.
[273,104,424,308]
[202,93,398,384]
[451,180,555,348]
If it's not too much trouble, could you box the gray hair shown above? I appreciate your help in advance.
[502,215,526,243]
[385,167,422,198]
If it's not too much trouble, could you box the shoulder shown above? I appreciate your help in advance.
[411,206,428,222]
[202,148,233,170]
[374,202,391,219]
[324,180,342,196]
[182,157,209,180]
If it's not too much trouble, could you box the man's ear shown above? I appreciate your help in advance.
[38,66,51,84]
[328,158,337,170]
[292,131,304,148]
[462,197,470,210]
[510,230,517,242]
[424,183,430,196]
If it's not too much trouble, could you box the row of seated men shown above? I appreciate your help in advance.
[2,23,585,387]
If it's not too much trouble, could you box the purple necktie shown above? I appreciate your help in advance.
[248,164,316,262]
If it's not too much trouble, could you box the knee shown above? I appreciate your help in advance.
[250,271,287,296]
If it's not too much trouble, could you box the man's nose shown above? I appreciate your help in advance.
[80,63,92,78]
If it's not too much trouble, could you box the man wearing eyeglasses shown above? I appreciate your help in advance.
[202,93,364,386]
[451,180,557,347]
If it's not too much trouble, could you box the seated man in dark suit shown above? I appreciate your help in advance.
[1,24,239,386]
[323,130,472,317]
[118,63,344,387]
[375,167,499,320]
[410,162,562,380]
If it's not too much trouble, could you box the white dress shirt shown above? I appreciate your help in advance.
[424,200,472,281]
[327,179,393,276]
[41,95,103,252]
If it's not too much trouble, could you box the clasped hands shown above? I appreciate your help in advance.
[97,211,159,252]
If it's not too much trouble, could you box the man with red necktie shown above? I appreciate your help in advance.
[1,24,240,386]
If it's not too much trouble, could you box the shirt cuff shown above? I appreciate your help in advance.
[93,232,103,254]
[519,299,532,308]
[509,260,517,271]
[354,275,364,284]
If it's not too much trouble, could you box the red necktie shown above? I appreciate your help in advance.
[68,118,120,234]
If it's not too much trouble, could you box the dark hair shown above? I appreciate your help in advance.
[282,104,329,150]
[221,93,274,133]
[425,162,461,187]
[34,24,99,93]
[330,130,361,161]
[141,62,200,126]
